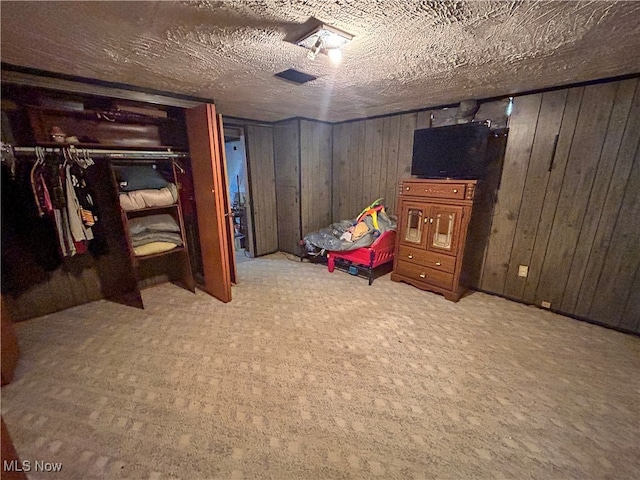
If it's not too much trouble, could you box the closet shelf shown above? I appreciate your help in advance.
[32,142,183,150]
[27,106,170,125]
[135,246,187,261]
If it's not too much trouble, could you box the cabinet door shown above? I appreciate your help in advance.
[426,205,463,256]
[398,201,429,249]
[185,104,235,303]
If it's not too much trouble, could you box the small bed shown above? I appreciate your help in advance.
[327,229,396,285]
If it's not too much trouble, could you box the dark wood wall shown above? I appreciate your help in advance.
[300,120,332,237]
[273,120,301,254]
[332,114,415,220]
[478,78,640,332]
[270,77,637,332]
[245,124,278,256]
[272,119,332,254]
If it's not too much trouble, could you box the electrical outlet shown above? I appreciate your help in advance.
[541,301,551,309]
[518,265,529,277]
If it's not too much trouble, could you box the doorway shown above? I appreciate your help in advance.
[224,126,254,262]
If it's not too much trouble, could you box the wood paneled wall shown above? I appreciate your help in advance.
[245,124,278,256]
[300,120,332,236]
[330,101,508,220]
[332,113,416,220]
[320,80,638,332]
[272,119,332,254]
[479,79,640,331]
[273,120,301,255]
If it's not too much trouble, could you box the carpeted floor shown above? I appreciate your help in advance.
[2,253,639,479]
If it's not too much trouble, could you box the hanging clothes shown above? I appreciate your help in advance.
[1,161,61,295]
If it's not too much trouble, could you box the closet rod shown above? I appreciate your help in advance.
[11,146,189,160]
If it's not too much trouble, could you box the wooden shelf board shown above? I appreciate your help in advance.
[135,246,185,261]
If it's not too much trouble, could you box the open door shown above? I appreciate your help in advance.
[218,114,237,285]
[185,104,236,302]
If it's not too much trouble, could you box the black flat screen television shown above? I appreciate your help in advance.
[411,123,490,179]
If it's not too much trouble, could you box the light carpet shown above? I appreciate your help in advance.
[2,253,639,479]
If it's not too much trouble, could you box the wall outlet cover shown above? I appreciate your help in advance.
[518,265,529,277]
[541,301,551,309]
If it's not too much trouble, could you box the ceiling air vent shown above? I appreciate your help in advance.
[274,69,317,85]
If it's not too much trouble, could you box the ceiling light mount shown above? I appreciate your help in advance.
[295,20,354,63]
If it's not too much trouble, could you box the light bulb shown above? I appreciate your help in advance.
[327,48,343,64]
[307,37,323,60]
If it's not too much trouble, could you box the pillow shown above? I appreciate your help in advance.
[128,214,180,235]
[113,165,170,192]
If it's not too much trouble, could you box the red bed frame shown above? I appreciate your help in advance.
[327,230,397,285]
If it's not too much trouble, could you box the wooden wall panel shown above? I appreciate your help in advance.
[534,83,619,308]
[366,118,384,209]
[393,113,418,215]
[331,122,349,221]
[479,94,542,294]
[502,89,568,299]
[520,88,584,304]
[324,82,638,331]
[331,112,416,221]
[273,120,300,254]
[588,146,640,326]
[381,116,400,210]
[575,79,640,318]
[300,120,332,236]
[347,121,365,218]
[621,265,640,332]
[416,110,432,129]
[560,79,638,313]
[467,78,639,332]
[246,124,278,256]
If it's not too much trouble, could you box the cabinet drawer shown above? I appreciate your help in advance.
[395,260,454,291]
[397,246,456,273]
[400,181,468,200]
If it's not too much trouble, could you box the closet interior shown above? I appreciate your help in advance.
[1,84,207,319]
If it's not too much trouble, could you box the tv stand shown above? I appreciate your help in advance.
[391,179,477,301]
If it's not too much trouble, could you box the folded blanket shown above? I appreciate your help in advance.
[133,241,179,257]
[120,183,178,211]
[128,214,180,236]
[130,231,183,248]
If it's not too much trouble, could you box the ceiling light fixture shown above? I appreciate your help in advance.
[295,21,354,63]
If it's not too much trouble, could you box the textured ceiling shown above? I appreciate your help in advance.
[1,1,640,122]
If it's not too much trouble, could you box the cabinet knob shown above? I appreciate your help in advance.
[435,261,441,266]
[453,189,458,193]
[419,273,426,279]
[408,254,413,259]
[406,187,410,191]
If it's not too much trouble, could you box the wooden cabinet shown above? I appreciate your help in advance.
[391,179,477,301]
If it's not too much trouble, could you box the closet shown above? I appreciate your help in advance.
[1,83,234,319]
